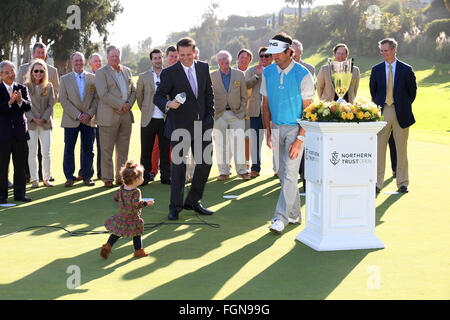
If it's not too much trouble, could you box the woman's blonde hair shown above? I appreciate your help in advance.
[25,59,50,96]
[120,160,144,186]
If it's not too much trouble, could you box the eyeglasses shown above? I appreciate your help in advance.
[33,70,45,74]
[259,54,271,58]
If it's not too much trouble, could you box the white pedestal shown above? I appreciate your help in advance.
[296,121,387,251]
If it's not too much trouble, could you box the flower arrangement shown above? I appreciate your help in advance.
[302,98,383,122]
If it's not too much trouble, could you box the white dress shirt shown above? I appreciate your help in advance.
[152,70,164,119]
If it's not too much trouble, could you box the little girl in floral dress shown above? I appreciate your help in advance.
[100,160,154,259]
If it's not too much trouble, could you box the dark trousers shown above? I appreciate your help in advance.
[140,118,171,182]
[250,114,264,173]
[63,124,95,181]
[0,139,27,200]
[388,132,397,173]
[78,127,101,179]
[107,234,142,250]
[170,130,212,213]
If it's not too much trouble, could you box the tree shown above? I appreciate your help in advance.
[284,0,315,20]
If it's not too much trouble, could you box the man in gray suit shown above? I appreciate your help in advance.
[292,40,315,79]
[245,47,273,178]
[95,46,136,187]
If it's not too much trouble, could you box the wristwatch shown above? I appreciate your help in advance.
[297,135,304,142]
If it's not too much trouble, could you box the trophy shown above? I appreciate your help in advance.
[328,58,353,103]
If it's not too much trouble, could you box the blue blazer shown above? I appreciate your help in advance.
[153,60,215,139]
[0,82,32,142]
[369,60,417,128]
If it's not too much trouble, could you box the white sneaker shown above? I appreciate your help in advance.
[269,220,285,234]
[288,216,301,225]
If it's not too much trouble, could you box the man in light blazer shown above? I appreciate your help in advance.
[59,52,98,187]
[95,45,136,187]
[245,47,273,179]
[316,43,360,103]
[136,48,171,185]
[211,50,249,180]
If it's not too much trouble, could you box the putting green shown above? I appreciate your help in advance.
[1,62,449,299]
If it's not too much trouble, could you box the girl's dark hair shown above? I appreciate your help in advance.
[120,160,144,186]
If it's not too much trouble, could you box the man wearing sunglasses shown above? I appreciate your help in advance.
[136,48,171,186]
[245,47,273,179]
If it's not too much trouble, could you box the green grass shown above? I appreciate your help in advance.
[0,59,449,300]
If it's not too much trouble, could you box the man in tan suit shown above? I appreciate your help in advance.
[211,50,249,180]
[317,43,360,103]
[95,45,136,187]
[136,48,171,185]
[245,47,274,178]
[59,52,98,187]
[17,42,60,184]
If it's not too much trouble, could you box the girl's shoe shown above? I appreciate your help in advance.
[133,248,149,258]
[31,180,39,188]
[100,243,112,259]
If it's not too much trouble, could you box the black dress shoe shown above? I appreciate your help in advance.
[161,179,171,185]
[168,210,179,220]
[14,196,32,202]
[0,198,7,204]
[376,187,380,194]
[184,202,214,215]
[398,186,409,193]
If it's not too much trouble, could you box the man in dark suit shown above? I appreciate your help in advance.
[154,37,215,220]
[0,61,32,203]
[369,38,417,194]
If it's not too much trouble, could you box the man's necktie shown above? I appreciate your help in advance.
[188,67,197,99]
[8,86,12,97]
[386,64,394,106]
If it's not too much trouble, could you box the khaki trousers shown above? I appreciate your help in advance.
[99,113,132,183]
[377,105,409,189]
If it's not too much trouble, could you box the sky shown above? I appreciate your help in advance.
[101,0,341,49]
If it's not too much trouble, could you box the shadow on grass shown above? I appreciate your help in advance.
[0,174,375,300]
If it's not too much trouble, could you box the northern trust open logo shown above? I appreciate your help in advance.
[330,151,373,166]
[330,151,340,166]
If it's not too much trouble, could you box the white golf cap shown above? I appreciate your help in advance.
[265,39,291,54]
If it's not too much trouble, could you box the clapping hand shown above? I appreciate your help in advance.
[9,90,21,105]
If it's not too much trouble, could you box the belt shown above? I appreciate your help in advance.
[225,106,231,111]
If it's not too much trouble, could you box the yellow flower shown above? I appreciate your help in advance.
[364,112,371,118]
[306,111,311,119]
[347,112,354,120]
[341,112,347,120]
[311,113,318,121]
[357,112,364,120]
